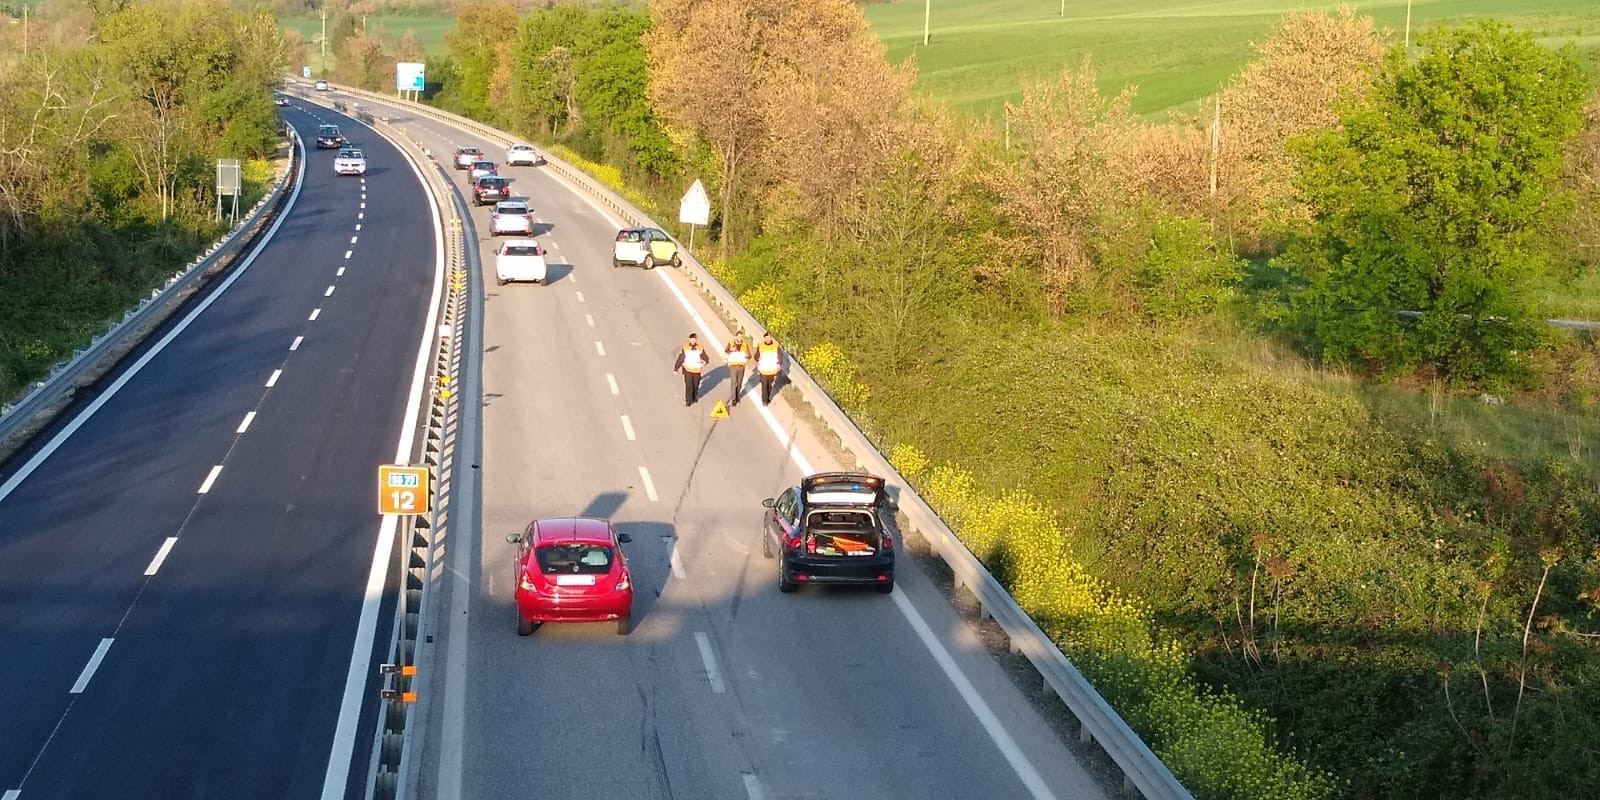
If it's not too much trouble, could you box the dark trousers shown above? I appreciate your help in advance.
[759,373,778,404]
[728,366,745,405]
[683,370,702,405]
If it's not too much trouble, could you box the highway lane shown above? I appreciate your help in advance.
[343,93,1109,800]
[0,105,438,799]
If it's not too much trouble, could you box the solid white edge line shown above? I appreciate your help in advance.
[594,340,605,356]
[309,308,321,321]
[670,545,686,580]
[143,537,178,576]
[742,773,766,800]
[198,465,222,494]
[606,373,619,395]
[69,638,114,694]
[237,411,256,434]
[892,590,1057,800]
[638,466,658,502]
[319,109,447,800]
[693,632,726,694]
[0,133,308,504]
[620,415,635,441]
[291,336,304,351]
[267,369,282,387]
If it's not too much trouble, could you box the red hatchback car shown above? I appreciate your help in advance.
[507,517,634,636]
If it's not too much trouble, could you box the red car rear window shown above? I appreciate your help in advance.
[536,544,613,575]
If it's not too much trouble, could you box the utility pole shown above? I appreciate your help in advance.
[923,0,930,46]
[22,5,28,59]
[1404,0,1412,50]
[1208,94,1220,199]
[1061,0,1066,17]
[319,5,328,73]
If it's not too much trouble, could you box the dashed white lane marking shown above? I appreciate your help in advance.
[5,788,22,800]
[620,415,635,441]
[266,369,282,388]
[198,465,223,494]
[355,223,362,231]
[237,411,256,434]
[594,341,605,356]
[360,202,366,209]
[144,537,178,576]
[607,374,619,395]
[309,308,322,321]
[743,774,766,800]
[337,267,346,277]
[345,250,353,259]
[349,236,358,244]
[575,291,585,303]
[693,632,726,694]
[638,466,658,502]
[670,545,687,580]
[290,336,304,351]
[358,212,364,220]
[70,639,114,694]
[585,313,594,327]
[325,285,336,297]
[361,194,366,201]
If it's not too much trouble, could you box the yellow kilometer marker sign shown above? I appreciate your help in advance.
[378,464,431,515]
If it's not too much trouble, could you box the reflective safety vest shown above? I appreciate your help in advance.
[756,342,781,376]
[681,346,706,373]
[726,341,749,366]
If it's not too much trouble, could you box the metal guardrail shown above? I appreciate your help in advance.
[297,87,466,800]
[0,128,303,462]
[314,81,1193,800]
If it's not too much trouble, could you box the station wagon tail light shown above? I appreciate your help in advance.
[784,533,802,549]
[882,535,893,550]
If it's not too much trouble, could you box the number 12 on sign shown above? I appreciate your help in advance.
[378,465,431,515]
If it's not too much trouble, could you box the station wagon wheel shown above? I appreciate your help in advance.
[778,573,798,593]
[761,529,773,559]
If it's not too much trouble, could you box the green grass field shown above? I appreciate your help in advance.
[278,14,456,74]
[863,0,1600,118]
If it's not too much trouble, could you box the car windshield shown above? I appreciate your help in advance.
[320,127,338,135]
[536,544,612,575]
[502,245,540,256]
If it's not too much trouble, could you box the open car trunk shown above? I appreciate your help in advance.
[802,509,881,558]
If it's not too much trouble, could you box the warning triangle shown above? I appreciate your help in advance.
[710,400,730,419]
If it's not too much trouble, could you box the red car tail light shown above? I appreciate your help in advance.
[793,574,809,582]
[616,570,631,592]
[784,533,801,549]
[519,570,538,592]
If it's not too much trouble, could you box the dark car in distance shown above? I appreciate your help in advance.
[315,124,344,149]
[473,176,511,206]
[762,472,895,594]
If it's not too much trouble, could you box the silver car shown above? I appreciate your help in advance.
[491,201,533,236]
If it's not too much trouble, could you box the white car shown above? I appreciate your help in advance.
[506,143,545,166]
[491,201,534,236]
[495,240,548,285]
[314,79,329,91]
[334,149,367,176]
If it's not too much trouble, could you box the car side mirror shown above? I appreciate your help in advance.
[617,533,632,544]
[761,498,775,509]
[505,532,523,543]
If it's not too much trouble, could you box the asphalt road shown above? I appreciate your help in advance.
[0,105,437,799]
[336,92,1110,800]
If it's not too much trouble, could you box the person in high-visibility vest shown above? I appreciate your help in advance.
[755,332,785,405]
[672,333,712,406]
[724,330,752,407]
